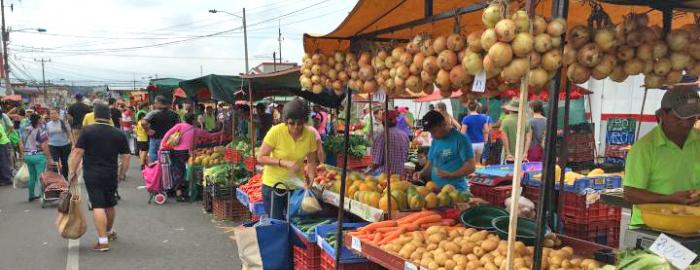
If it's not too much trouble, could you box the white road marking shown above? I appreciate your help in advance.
[66,239,79,270]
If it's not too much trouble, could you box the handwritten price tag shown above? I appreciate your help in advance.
[472,71,486,92]
[404,261,418,270]
[649,233,697,270]
[351,236,362,252]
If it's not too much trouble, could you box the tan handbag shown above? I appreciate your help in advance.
[56,181,87,239]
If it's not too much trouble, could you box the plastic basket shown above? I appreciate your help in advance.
[562,220,620,248]
[293,245,322,270]
[209,184,235,199]
[469,184,511,206]
[561,191,622,223]
[212,197,251,221]
[336,155,371,169]
[319,252,382,270]
[314,223,369,263]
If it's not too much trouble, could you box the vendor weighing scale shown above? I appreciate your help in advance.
[624,227,700,252]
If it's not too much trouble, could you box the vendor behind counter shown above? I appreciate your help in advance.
[623,86,700,227]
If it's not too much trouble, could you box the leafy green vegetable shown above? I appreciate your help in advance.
[324,134,371,159]
[616,249,671,270]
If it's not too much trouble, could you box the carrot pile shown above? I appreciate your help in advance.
[348,210,456,246]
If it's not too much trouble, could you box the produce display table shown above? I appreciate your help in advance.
[235,187,266,216]
[313,186,386,222]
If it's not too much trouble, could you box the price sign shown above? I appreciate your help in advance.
[649,233,697,270]
[351,236,362,252]
[372,89,386,103]
[472,71,486,93]
[404,261,418,270]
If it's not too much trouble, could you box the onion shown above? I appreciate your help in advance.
[529,68,549,88]
[394,76,405,90]
[623,14,637,32]
[335,63,344,72]
[616,46,635,61]
[467,31,484,52]
[689,43,700,60]
[636,43,653,61]
[609,65,628,82]
[421,70,435,84]
[345,52,356,65]
[462,50,484,75]
[439,89,452,98]
[406,42,420,54]
[372,56,385,71]
[670,52,691,71]
[435,69,451,90]
[623,58,644,75]
[327,56,336,67]
[423,83,434,95]
[421,38,436,56]
[349,70,358,79]
[447,33,465,52]
[300,76,312,89]
[437,50,458,70]
[653,57,672,76]
[644,74,664,88]
[635,13,649,27]
[362,80,377,93]
[512,10,530,33]
[563,44,577,65]
[638,27,657,44]
[359,65,374,80]
[413,52,426,69]
[512,33,534,57]
[534,33,552,53]
[389,67,396,78]
[359,52,372,66]
[547,18,567,37]
[320,64,330,74]
[449,65,472,88]
[652,41,669,59]
[551,36,562,48]
[567,62,591,84]
[338,71,348,82]
[396,64,410,79]
[591,54,616,79]
[391,47,405,60]
[327,69,338,80]
[406,75,421,91]
[383,56,394,69]
[495,19,517,42]
[530,51,542,67]
[615,24,627,46]
[501,58,530,83]
[312,53,322,64]
[568,25,591,49]
[532,16,548,35]
[302,68,312,77]
[397,52,411,66]
[433,36,447,54]
[643,60,654,75]
[687,61,700,77]
[481,29,498,51]
[542,50,562,71]
[383,77,395,90]
[577,43,603,67]
[488,42,513,67]
[667,29,690,51]
[409,63,420,76]
[594,28,617,52]
[626,31,643,47]
[332,80,343,91]
[482,3,504,28]
[482,55,502,79]
[666,70,682,84]
[311,64,321,75]
[312,83,323,94]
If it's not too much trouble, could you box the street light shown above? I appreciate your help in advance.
[10,27,46,32]
[209,8,249,74]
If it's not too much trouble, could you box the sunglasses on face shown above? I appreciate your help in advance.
[286,120,305,126]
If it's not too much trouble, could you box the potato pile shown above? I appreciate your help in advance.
[565,12,700,87]
[381,226,602,270]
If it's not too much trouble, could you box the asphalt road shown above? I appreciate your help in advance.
[0,159,241,270]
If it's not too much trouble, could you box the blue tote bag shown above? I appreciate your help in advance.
[234,219,291,270]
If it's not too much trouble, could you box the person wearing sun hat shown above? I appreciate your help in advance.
[624,85,700,227]
[499,99,532,163]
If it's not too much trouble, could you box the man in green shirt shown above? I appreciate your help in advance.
[500,100,532,162]
[0,117,12,186]
[624,86,700,227]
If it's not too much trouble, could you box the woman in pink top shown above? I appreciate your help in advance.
[160,113,203,202]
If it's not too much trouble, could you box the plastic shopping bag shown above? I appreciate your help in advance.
[56,183,87,239]
[289,188,322,217]
[13,164,29,189]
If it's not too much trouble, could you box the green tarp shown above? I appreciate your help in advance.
[148,78,183,103]
[178,74,242,104]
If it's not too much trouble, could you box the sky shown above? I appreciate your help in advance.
[6,0,357,88]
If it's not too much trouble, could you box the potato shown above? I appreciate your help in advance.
[445,251,455,259]
[513,258,525,267]
[473,246,485,257]
[464,228,477,237]
[481,239,499,252]
[427,243,438,251]
[427,226,448,236]
[484,262,498,270]
[421,258,433,267]
[454,254,468,266]
[514,241,528,256]
[428,233,447,244]
[428,261,440,270]
[549,254,563,266]
[570,258,582,267]
[454,265,466,270]
[444,242,460,253]
[470,230,489,242]
[466,260,483,269]
[543,239,555,247]
[560,246,574,257]
[461,242,477,254]
[467,254,479,261]
[445,259,457,269]
[449,229,462,238]
[410,250,423,261]
[493,255,504,267]
[423,252,435,260]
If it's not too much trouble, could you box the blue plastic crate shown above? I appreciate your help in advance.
[526,175,622,193]
[291,218,336,245]
[476,162,543,178]
[235,188,249,207]
[315,222,369,263]
[249,201,266,216]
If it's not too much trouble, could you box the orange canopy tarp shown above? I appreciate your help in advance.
[304,0,696,54]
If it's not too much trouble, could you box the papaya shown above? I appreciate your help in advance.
[449,191,463,203]
[441,184,456,193]
[408,194,425,210]
[368,192,381,208]
[379,194,399,211]
[437,191,452,207]
[425,181,438,193]
[425,193,439,208]
[415,186,431,197]
[391,190,408,210]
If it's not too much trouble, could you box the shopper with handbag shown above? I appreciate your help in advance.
[68,102,130,252]
[47,108,74,178]
[160,113,199,202]
[19,113,54,201]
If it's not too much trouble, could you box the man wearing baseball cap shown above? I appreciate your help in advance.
[624,86,700,227]
[414,110,476,192]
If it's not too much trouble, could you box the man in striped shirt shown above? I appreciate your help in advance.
[367,110,409,176]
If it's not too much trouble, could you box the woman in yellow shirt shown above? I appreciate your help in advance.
[257,98,318,219]
[134,112,149,168]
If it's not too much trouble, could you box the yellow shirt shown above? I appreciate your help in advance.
[82,112,113,127]
[134,120,148,142]
[261,123,317,188]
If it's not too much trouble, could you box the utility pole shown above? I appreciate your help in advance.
[132,72,136,90]
[278,19,282,62]
[242,8,249,74]
[34,58,50,102]
[1,0,10,95]
[273,52,277,72]
[200,65,203,76]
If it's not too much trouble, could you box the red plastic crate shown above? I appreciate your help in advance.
[225,148,243,163]
[561,191,621,223]
[522,186,559,207]
[212,197,251,221]
[469,184,511,206]
[562,220,620,248]
[336,155,372,169]
[293,244,322,270]
[319,251,382,270]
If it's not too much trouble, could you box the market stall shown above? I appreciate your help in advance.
[147,78,183,103]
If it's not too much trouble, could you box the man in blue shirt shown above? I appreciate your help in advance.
[460,101,491,165]
[417,111,476,191]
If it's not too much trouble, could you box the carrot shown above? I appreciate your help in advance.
[410,214,443,227]
[419,222,443,229]
[377,228,406,245]
[348,230,367,236]
[359,220,398,232]
[398,223,419,232]
[355,234,371,240]
[397,211,437,225]
[375,227,401,233]
[370,232,383,244]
